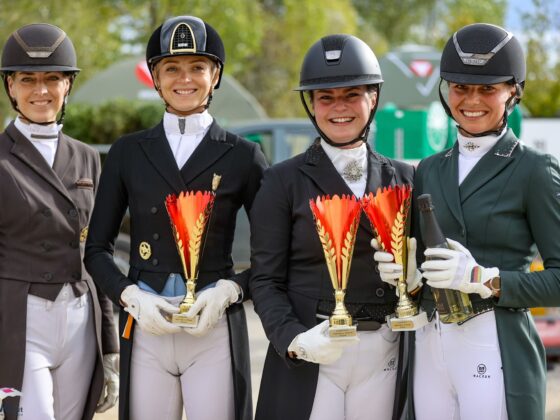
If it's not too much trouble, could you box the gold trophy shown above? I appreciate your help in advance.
[310,194,362,338]
[165,174,221,327]
[362,185,428,331]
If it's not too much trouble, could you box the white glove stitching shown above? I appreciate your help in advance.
[287,320,359,364]
[421,238,496,299]
[184,279,240,337]
[121,285,181,335]
[372,237,422,295]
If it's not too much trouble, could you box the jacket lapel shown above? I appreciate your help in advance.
[365,147,397,195]
[52,134,74,182]
[139,122,187,193]
[7,123,73,204]
[299,142,353,198]
[437,144,464,227]
[459,130,519,203]
[179,122,233,186]
[300,143,386,234]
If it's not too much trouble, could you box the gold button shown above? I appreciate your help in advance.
[139,241,152,260]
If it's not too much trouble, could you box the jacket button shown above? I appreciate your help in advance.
[42,208,52,217]
[150,207,158,214]
[153,233,160,240]
[68,209,78,218]
[375,288,385,298]
[72,272,81,280]
[152,258,159,266]
[41,242,53,251]
[43,272,53,281]
[69,240,79,249]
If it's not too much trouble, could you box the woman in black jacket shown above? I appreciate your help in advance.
[85,15,267,420]
[250,34,414,420]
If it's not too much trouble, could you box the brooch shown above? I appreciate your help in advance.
[139,241,152,260]
[342,160,364,182]
[463,142,480,152]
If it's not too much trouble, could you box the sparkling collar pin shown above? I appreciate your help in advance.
[342,160,364,182]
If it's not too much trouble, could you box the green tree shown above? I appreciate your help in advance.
[352,0,438,47]
[520,0,560,116]
[430,0,507,48]
[2,0,557,120]
[0,0,264,120]
[112,0,265,78]
[0,0,125,121]
[241,0,359,117]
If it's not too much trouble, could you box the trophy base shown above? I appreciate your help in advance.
[328,324,357,338]
[171,313,199,328]
[387,311,429,331]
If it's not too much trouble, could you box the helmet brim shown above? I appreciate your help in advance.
[441,71,513,85]
[0,65,80,73]
[295,76,383,91]
[148,51,223,67]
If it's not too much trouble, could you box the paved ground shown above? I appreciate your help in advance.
[96,302,560,419]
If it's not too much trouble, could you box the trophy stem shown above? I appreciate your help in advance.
[329,289,356,338]
[179,279,197,313]
[395,277,418,318]
[173,279,199,327]
[330,289,352,326]
[388,276,428,331]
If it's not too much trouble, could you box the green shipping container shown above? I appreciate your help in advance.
[374,102,449,160]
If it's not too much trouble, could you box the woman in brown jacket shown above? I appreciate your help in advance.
[0,23,118,420]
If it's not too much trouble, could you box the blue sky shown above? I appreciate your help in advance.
[505,0,559,30]
[505,0,559,64]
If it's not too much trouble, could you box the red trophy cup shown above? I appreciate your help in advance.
[165,174,221,327]
[310,194,361,338]
[361,185,428,331]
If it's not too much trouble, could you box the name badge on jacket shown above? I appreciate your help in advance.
[76,178,94,189]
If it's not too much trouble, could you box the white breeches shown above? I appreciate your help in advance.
[130,316,234,420]
[414,311,508,420]
[18,285,96,420]
[309,325,400,420]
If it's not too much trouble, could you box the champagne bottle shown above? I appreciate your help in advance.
[417,194,473,323]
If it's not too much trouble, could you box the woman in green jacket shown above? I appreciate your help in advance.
[375,23,560,420]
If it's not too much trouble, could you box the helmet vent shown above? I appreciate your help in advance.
[13,29,66,59]
[453,31,513,67]
[322,35,345,63]
[170,23,196,54]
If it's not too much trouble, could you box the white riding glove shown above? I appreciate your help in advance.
[371,237,422,295]
[184,279,240,337]
[287,320,359,365]
[120,285,182,335]
[96,353,119,413]
[421,238,498,299]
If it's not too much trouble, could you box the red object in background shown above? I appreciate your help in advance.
[135,60,154,88]
[409,60,433,78]
[535,318,560,358]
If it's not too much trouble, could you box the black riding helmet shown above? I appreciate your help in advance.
[146,16,225,113]
[0,23,80,124]
[439,23,526,137]
[296,34,383,148]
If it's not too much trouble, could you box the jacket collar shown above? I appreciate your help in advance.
[439,129,519,224]
[300,141,397,196]
[139,120,233,193]
[7,121,74,204]
[300,141,398,232]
